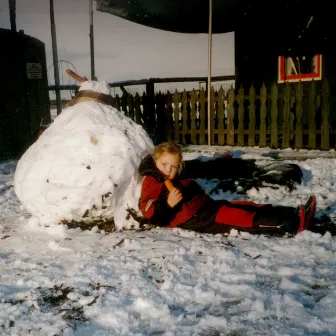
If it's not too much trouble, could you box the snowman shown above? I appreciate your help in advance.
[14,70,154,230]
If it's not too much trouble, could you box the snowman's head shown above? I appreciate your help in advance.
[79,80,111,95]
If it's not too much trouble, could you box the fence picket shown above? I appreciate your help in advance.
[121,94,128,117]
[308,81,317,149]
[173,90,180,142]
[199,88,206,145]
[248,85,256,146]
[182,90,188,144]
[295,82,303,149]
[237,86,244,146]
[218,87,225,145]
[141,92,149,133]
[115,94,120,111]
[321,79,330,150]
[190,90,197,145]
[271,83,279,148]
[282,83,291,148]
[210,88,215,145]
[127,94,135,121]
[166,91,173,141]
[259,84,267,147]
[155,93,166,143]
[226,86,235,145]
[134,93,142,125]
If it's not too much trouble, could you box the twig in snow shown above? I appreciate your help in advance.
[113,238,125,248]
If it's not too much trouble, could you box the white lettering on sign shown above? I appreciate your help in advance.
[26,63,42,79]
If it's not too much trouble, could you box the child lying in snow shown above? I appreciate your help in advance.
[138,142,316,235]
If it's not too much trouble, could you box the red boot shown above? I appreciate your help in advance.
[304,195,316,230]
[297,205,305,233]
[296,195,316,234]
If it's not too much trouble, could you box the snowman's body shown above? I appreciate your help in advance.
[14,81,153,230]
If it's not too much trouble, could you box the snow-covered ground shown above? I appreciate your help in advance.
[1,145,336,335]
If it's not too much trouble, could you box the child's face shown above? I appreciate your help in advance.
[155,153,180,180]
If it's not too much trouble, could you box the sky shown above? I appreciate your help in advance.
[1,84,336,333]
[0,0,234,85]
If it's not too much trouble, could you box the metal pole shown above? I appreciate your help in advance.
[8,0,17,32]
[207,0,213,145]
[89,0,95,80]
[50,0,62,115]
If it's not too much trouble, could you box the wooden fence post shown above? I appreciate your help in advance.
[259,84,267,147]
[282,83,291,148]
[248,84,256,146]
[270,83,278,148]
[295,81,303,149]
[321,79,330,150]
[217,87,225,145]
[308,81,317,149]
[190,90,197,145]
[227,86,235,146]
[237,86,244,146]
[199,88,206,145]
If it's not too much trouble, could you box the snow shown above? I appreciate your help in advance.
[1,142,336,335]
[14,81,153,230]
[3,92,336,334]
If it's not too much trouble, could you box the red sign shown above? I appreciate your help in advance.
[278,55,322,83]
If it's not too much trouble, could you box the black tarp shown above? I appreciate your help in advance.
[96,0,331,54]
[96,0,245,34]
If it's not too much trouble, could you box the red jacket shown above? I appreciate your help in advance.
[139,155,210,227]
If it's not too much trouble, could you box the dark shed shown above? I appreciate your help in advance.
[0,28,51,159]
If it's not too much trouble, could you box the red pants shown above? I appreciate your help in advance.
[179,200,297,235]
[215,201,266,228]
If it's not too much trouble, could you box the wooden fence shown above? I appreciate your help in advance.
[113,79,334,150]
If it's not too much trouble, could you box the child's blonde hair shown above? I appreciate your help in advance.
[153,142,183,164]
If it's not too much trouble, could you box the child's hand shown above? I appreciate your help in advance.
[167,188,183,208]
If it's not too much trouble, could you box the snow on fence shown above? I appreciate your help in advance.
[112,79,333,150]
